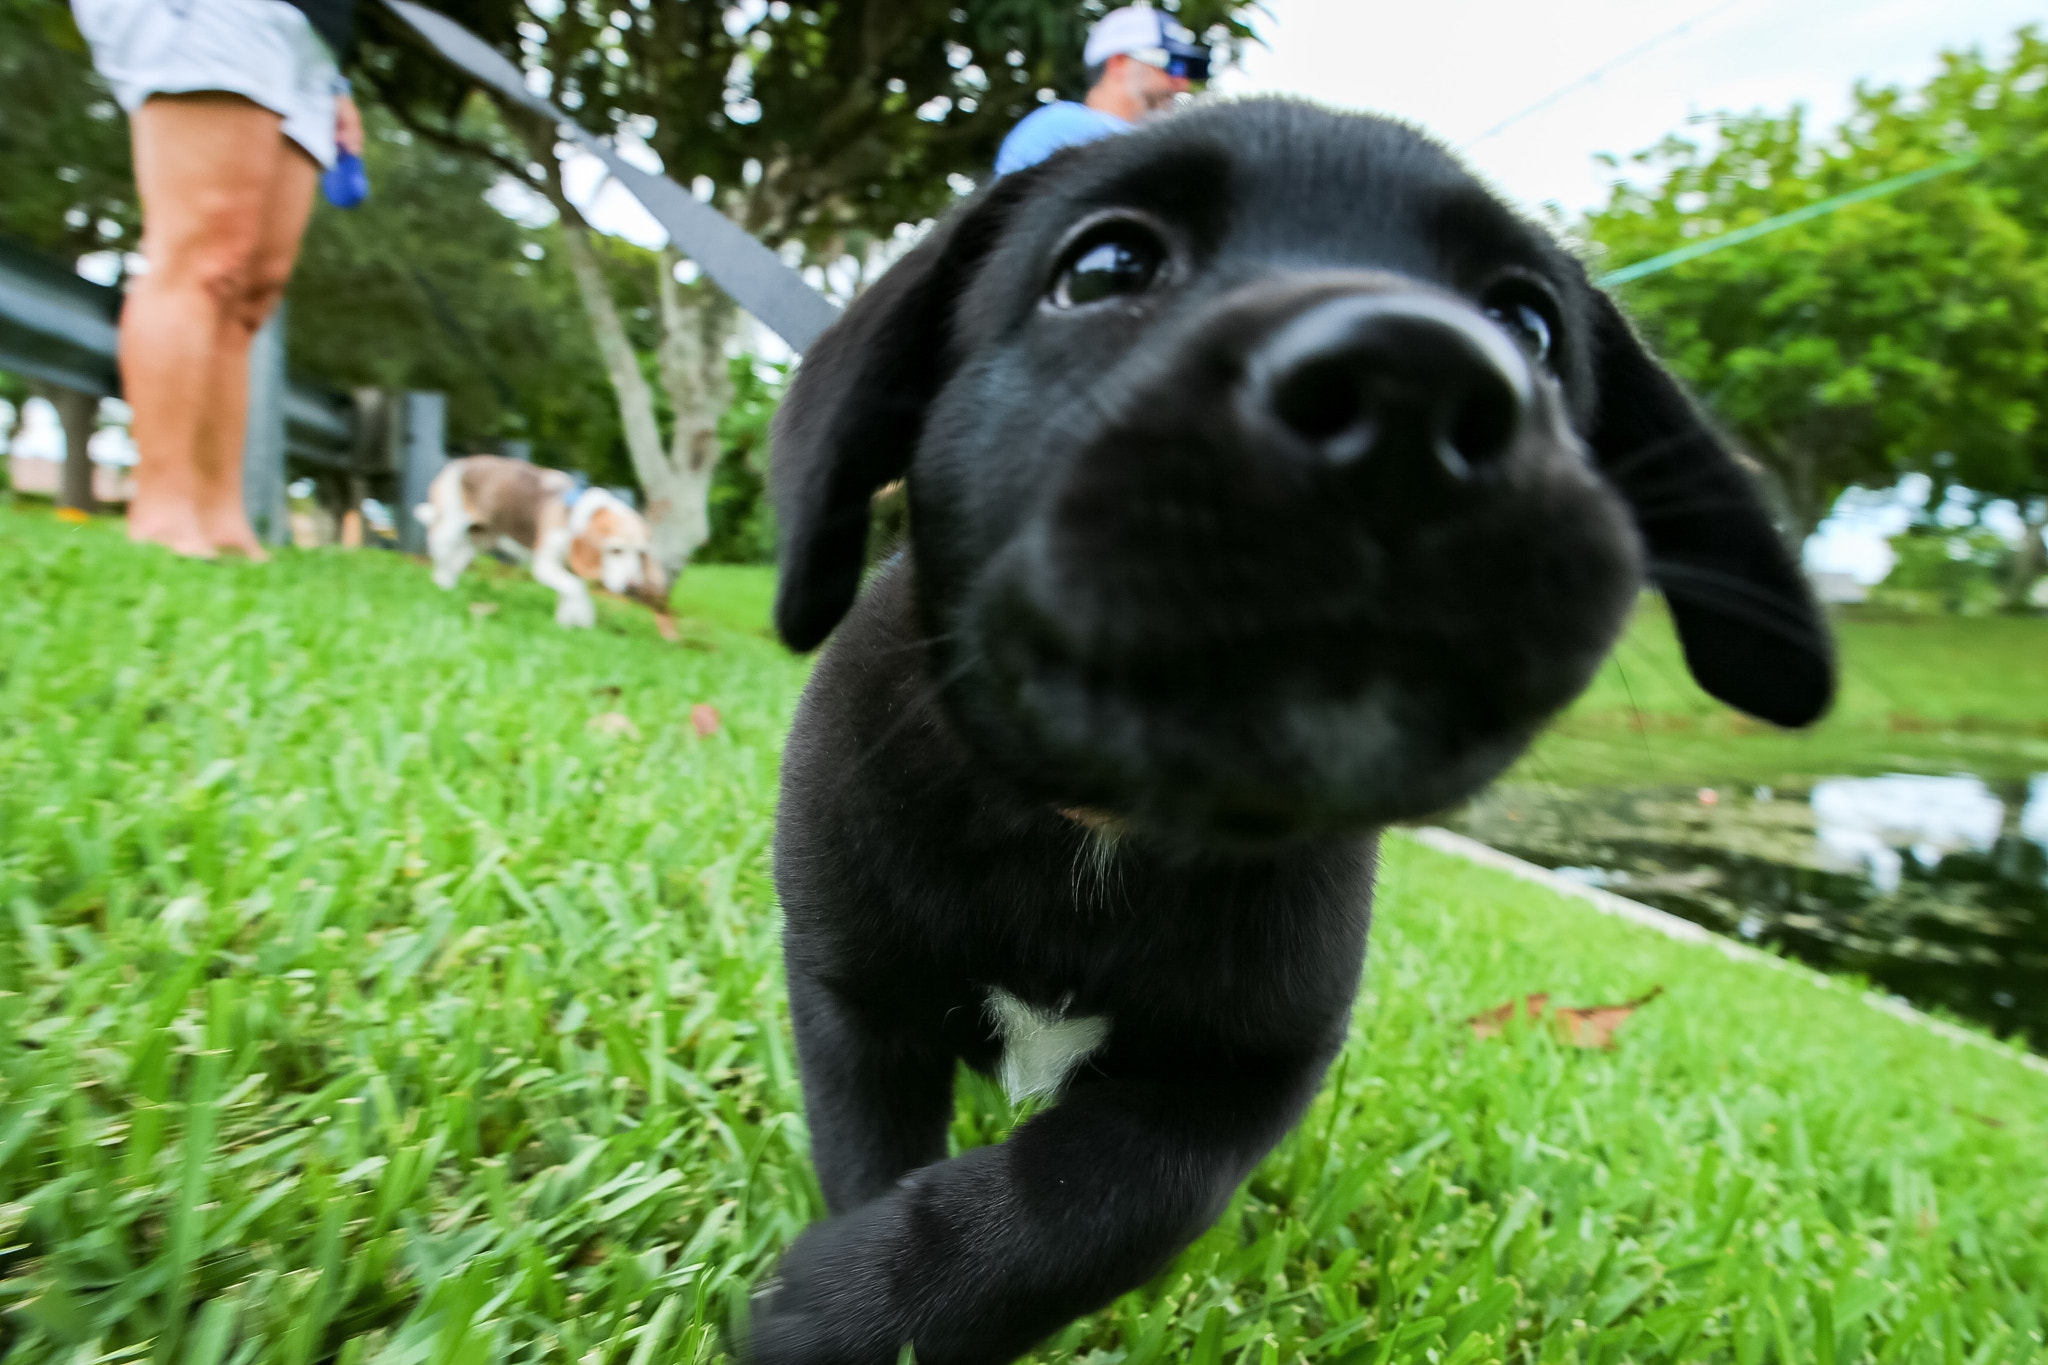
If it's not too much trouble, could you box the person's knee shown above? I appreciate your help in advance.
[145,195,269,313]
[229,262,293,332]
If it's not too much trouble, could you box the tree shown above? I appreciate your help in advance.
[1585,31,2048,547]
[288,107,628,472]
[359,0,1259,572]
[0,0,627,471]
[0,0,140,261]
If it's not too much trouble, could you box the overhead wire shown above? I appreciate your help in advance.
[1463,0,1752,148]
[1443,0,1981,286]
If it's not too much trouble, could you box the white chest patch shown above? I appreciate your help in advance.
[986,988,1110,1103]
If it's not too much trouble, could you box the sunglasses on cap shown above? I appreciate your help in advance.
[1127,43,1211,81]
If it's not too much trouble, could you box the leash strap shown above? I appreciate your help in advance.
[379,0,841,352]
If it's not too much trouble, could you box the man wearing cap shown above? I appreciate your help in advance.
[995,6,1211,177]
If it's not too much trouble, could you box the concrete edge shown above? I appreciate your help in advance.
[1402,825,2048,1081]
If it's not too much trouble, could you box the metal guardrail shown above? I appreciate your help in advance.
[0,235,445,547]
[284,384,358,467]
[0,236,364,470]
[0,239,121,397]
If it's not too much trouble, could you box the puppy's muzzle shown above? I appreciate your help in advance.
[1242,293,1534,508]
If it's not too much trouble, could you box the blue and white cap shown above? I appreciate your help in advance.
[1083,7,1211,79]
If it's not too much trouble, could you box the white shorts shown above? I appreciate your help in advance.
[72,0,341,169]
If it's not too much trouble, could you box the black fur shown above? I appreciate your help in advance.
[752,100,1833,1365]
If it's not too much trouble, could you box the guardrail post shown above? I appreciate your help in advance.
[243,305,290,545]
[397,390,446,554]
[32,380,98,513]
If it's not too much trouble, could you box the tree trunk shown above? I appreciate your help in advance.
[2005,498,2047,613]
[555,216,689,533]
[550,201,736,577]
[653,248,735,574]
[1773,438,1822,545]
[32,381,98,513]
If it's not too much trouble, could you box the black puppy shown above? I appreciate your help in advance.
[751,100,1832,1365]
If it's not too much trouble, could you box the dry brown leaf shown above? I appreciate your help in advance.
[1468,993,1550,1040]
[587,711,641,740]
[654,612,681,642]
[690,703,721,738]
[1468,987,1663,1050]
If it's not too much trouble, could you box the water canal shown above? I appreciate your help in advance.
[1448,774,2048,1048]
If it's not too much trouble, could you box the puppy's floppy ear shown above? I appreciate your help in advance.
[567,531,601,582]
[770,177,1034,651]
[1585,291,1835,728]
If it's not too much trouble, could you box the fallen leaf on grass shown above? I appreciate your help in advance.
[1468,987,1663,1050]
[54,507,90,525]
[690,704,721,738]
[587,712,641,740]
[468,601,499,619]
[1469,993,1550,1040]
[654,612,680,642]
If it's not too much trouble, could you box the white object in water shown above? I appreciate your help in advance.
[1811,774,2005,891]
[986,988,1109,1103]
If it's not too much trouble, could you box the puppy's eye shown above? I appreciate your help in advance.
[1481,281,1559,365]
[1050,225,1166,308]
[1493,303,1550,361]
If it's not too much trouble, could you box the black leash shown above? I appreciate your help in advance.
[380,0,841,351]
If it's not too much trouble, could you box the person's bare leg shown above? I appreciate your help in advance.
[196,141,318,558]
[122,93,286,557]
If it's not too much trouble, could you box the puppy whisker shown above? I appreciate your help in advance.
[1068,819,1127,915]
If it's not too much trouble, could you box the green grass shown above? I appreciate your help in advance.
[1516,599,2048,787]
[3,503,2046,1365]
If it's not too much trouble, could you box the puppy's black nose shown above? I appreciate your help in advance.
[1251,294,1531,481]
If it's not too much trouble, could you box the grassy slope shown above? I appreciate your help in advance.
[1518,600,2048,787]
[1,505,2045,1365]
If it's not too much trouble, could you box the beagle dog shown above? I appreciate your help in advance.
[415,455,665,627]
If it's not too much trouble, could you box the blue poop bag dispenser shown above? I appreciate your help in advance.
[323,150,369,209]
[321,76,367,208]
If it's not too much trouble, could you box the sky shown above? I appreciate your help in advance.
[1212,0,2048,580]
[1213,0,2045,216]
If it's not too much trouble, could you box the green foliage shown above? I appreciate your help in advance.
[1587,30,2048,530]
[1871,527,2015,615]
[696,358,784,565]
[289,109,627,473]
[0,0,138,261]
[366,0,1259,259]
[4,505,2048,1364]
[0,2,627,474]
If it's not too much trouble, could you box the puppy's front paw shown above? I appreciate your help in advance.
[555,597,597,628]
[744,1210,909,1365]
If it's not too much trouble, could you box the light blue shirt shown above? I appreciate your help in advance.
[994,101,1133,177]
